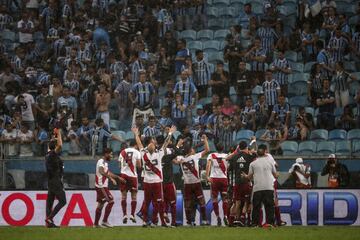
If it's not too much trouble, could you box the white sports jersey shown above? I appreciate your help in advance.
[119,147,141,177]
[141,148,170,183]
[265,153,277,182]
[95,158,109,188]
[179,152,202,184]
[207,152,229,179]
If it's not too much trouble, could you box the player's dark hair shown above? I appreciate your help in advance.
[156,135,165,145]
[257,144,267,156]
[215,143,224,152]
[143,136,153,146]
[238,141,248,150]
[103,147,112,154]
[128,139,137,147]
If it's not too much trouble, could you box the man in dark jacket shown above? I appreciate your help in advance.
[321,154,350,188]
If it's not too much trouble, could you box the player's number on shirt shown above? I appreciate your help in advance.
[182,159,195,171]
[144,159,158,171]
[124,152,133,166]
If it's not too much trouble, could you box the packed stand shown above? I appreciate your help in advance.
[0,0,360,158]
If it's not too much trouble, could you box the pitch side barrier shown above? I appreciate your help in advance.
[0,189,359,226]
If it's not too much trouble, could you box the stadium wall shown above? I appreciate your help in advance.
[0,190,359,226]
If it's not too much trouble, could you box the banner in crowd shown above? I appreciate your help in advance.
[0,190,359,226]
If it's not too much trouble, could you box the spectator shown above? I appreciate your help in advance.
[0,122,18,157]
[57,86,78,122]
[245,37,267,84]
[321,154,349,188]
[193,104,208,127]
[256,18,277,61]
[157,47,172,86]
[129,70,155,125]
[260,122,282,155]
[262,70,281,113]
[35,85,55,128]
[224,34,244,85]
[34,122,49,156]
[67,121,81,155]
[209,61,229,99]
[193,50,211,99]
[297,106,315,130]
[235,61,253,104]
[171,92,187,129]
[270,50,292,96]
[17,124,34,157]
[14,91,36,130]
[173,69,198,119]
[288,158,311,188]
[158,107,173,132]
[336,105,356,131]
[95,83,111,127]
[301,22,318,63]
[307,63,324,106]
[207,104,223,133]
[316,40,334,80]
[351,24,360,62]
[114,70,132,121]
[129,52,144,85]
[316,79,335,130]
[221,96,235,116]
[204,94,220,115]
[237,3,256,29]
[332,62,356,108]
[288,116,309,141]
[254,94,269,130]
[143,116,161,138]
[174,39,190,75]
[83,118,122,158]
[241,97,256,130]
[270,95,291,127]
[17,11,34,44]
[214,115,235,153]
[328,28,349,63]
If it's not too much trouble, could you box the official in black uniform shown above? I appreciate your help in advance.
[157,136,184,227]
[227,141,256,226]
[45,129,66,228]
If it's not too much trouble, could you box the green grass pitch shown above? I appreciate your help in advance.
[1,226,360,240]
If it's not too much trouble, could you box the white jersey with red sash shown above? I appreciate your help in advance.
[208,152,229,179]
[95,158,109,188]
[119,147,141,177]
[141,148,170,183]
[179,152,202,184]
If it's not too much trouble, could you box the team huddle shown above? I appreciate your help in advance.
[44,126,284,228]
[93,126,286,228]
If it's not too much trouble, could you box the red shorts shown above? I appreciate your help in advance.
[119,174,138,192]
[96,187,113,203]
[183,182,204,202]
[210,178,228,199]
[143,182,163,202]
[233,183,252,201]
[163,182,177,204]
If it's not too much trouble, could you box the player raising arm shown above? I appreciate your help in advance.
[132,126,176,227]
[174,134,209,226]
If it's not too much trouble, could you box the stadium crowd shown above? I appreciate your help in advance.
[0,0,359,157]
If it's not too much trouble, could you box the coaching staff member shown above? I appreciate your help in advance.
[242,144,278,227]
[45,128,66,228]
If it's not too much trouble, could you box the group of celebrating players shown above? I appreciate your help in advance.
[43,126,284,228]
[93,126,286,228]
